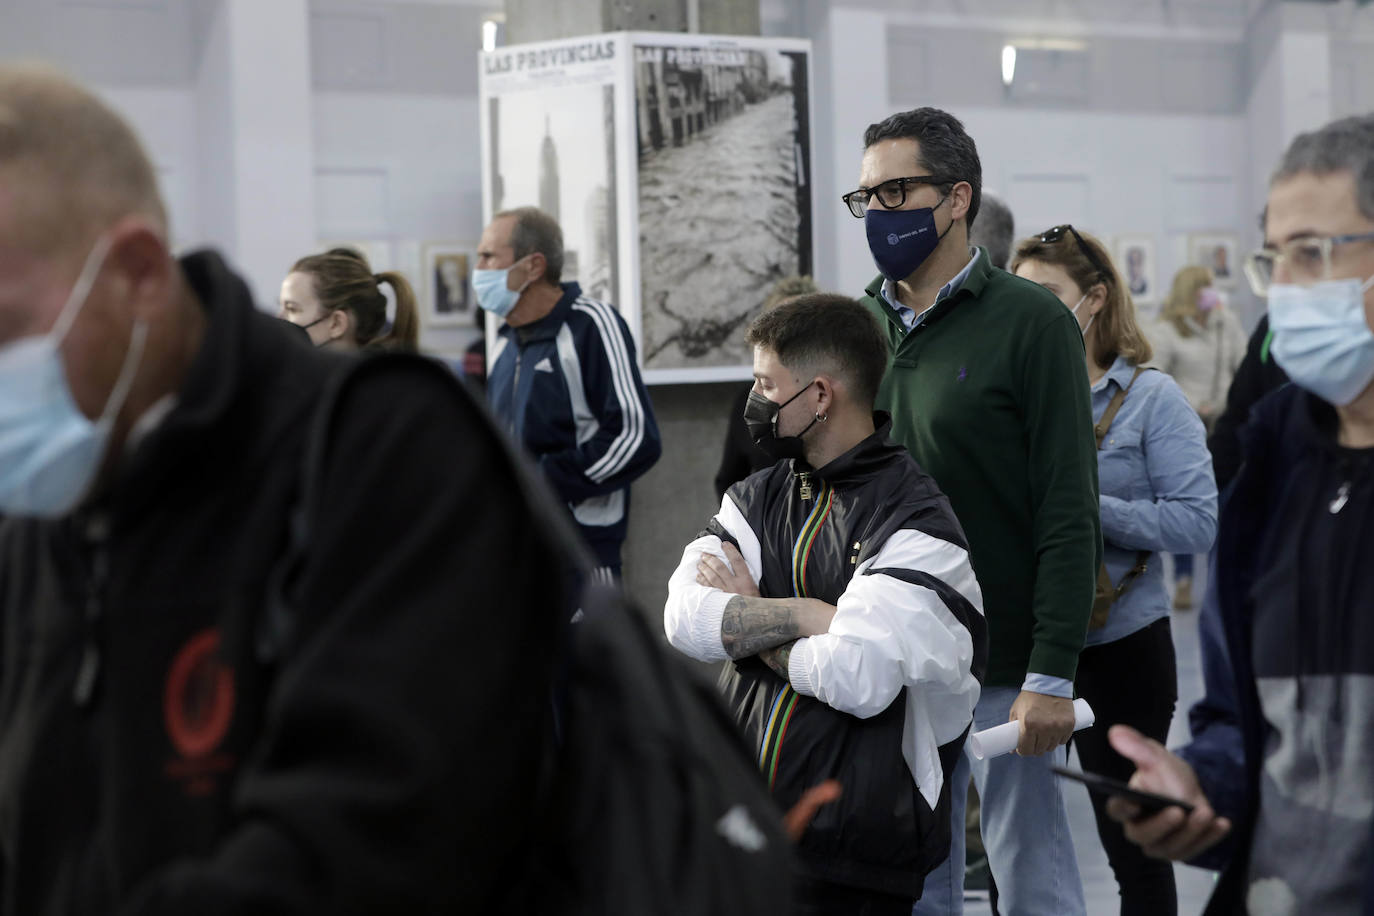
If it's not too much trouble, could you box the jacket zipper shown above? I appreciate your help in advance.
[509,348,523,437]
[73,511,110,707]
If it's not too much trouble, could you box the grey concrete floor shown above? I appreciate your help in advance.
[965,557,1221,916]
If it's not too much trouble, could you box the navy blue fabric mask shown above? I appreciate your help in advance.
[864,197,950,282]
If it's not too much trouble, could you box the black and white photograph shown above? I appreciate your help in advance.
[1188,233,1239,287]
[1113,234,1157,307]
[481,37,621,306]
[633,37,812,378]
[422,243,473,326]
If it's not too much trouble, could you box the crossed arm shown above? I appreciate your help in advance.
[700,544,837,677]
[719,595,834,676]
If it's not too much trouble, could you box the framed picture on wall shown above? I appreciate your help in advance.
[1188,233,1239,287]
[422,243,474,327]
[1113,235,1157,306]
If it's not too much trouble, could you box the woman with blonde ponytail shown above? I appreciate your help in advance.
[278,247,420,352]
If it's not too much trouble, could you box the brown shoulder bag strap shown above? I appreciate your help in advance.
[1090,367,1152,630]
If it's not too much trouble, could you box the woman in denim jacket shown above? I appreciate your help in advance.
[1012,225,1219,916]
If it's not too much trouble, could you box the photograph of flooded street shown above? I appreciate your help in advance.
[634,42,812,376]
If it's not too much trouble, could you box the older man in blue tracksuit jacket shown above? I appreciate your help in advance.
[479,207,661,579]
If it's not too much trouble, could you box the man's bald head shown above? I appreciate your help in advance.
[0,63,167,259]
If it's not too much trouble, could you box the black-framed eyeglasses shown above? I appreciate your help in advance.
[842,176,949,219]
[1037,224,1111,281]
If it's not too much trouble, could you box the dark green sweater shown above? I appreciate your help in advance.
[860,250,1101,687]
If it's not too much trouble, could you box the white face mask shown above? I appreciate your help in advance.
[1268,273,1374,406]
[1071,293,1095,338]
[0,236,148,517]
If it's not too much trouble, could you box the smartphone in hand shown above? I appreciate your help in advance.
[1052,766,1195,816]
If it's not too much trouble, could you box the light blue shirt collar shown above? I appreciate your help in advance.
[880,249,981,332]
[1092,355,1138,395]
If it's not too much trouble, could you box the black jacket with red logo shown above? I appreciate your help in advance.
[0,252,576,915]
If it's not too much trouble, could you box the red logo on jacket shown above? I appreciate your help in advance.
[163,627,236,795]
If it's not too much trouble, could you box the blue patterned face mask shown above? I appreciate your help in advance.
[0,236,148,517]
[1268,273,1374,406]
[864,196,950,282]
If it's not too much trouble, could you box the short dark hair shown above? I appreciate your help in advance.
[496,206,564,284]
[970,193,1013,269]
[1272,113,1374,223]
[863,107,982,232]
[746,293,890,408]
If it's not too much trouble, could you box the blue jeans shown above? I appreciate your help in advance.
[914,687,1085,916]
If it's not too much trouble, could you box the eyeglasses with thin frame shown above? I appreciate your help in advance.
[842,176,949,219]
[1243,232,1374,297]
[1036,224,1111,283]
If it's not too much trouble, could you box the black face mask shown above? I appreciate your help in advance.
[742,381,819,461]
[294,313,335,348]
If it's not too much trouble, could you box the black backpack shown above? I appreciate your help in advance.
[521,583,797,916]
[276,357,796,915]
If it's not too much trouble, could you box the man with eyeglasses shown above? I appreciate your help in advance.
[1106,113,1374,915]
[850,107,1100,916]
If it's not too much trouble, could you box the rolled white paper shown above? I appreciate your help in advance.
[966,697,1095,760]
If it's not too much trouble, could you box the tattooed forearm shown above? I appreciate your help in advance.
[758,641,796,680]
[721,595,830,659]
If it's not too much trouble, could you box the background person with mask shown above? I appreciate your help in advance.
[852,107,1100,916]
[278,246,419,351]
[478,206,661,582]
[664,294,984,915]
[968,192,1014,271]
[1013,224,1217,916]
[1106,112,1374,916]
[1146,265,1245,609]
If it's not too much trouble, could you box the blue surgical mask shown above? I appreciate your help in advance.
[472,259,530,319]
[0,236,149,517]
[864,196,950,282]
[1268,274,1374,406]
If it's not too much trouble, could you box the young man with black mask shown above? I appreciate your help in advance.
[850,108,1101,916]
[664,294,986,915]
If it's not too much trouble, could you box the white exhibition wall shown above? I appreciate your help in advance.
[823,6,1264,328]
[15,0,1374,353]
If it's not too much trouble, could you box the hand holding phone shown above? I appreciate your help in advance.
[1052,766,1194,816]
[1101,724,1232,862]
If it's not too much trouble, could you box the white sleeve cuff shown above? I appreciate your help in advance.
[690,588,733,661]
[788,638,816,696]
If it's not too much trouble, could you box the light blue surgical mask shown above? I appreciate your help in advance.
[0,236,148,517]
[471,258,530,319]
[1268,273,1374,406]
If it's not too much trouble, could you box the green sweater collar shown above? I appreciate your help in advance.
[864,246,995,330]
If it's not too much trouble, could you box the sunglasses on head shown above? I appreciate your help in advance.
[1037,224,1111,282]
